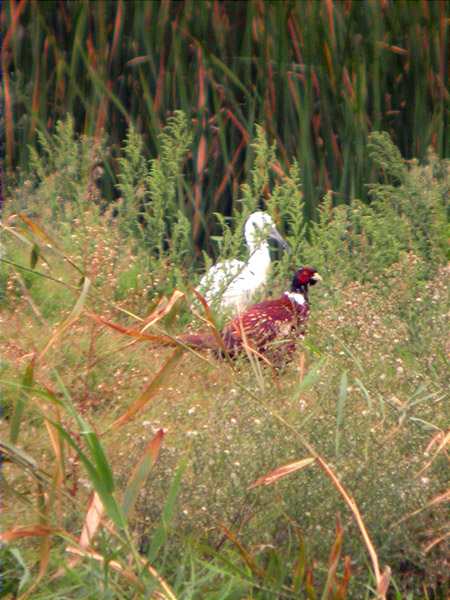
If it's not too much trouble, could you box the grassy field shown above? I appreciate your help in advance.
[0,121,448,599]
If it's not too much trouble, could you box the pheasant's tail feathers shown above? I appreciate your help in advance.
[177,332,219,351]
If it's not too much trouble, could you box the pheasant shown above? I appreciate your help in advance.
[196,211,289,313]
[184,267,321,365]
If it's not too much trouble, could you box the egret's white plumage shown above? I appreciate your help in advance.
[196,211,288,312]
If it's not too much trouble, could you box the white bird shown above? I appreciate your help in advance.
[196,211,289,313]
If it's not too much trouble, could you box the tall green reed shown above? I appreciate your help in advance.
[2,0,448,249]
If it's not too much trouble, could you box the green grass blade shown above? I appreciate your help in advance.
[147,458,187,563]
[122,429,165,518]
[9,359,35,444]
[335,371,348,457]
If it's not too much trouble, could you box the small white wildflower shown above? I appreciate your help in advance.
[188,407,196,415]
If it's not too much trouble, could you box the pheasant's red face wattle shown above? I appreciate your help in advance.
[292,267,321,290]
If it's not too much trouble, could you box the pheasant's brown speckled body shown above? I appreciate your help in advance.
[221,293,310,363]
[180,267,321,366]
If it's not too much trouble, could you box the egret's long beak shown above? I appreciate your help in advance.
[269,227,290,253]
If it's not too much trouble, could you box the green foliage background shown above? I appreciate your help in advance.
[2,0,449,248]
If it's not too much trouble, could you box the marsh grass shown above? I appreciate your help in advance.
[0,126,449,598]
[2,1,448,241]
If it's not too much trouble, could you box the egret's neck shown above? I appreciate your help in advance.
[247,240,271,274]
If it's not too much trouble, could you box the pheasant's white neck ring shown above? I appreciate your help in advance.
[285,291,306,305]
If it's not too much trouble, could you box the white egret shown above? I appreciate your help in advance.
[196,211,289,312]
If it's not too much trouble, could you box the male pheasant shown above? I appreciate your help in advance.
[183,267,321,365]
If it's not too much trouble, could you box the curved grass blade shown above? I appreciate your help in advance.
[10,357,35,444]
[249,457,315,489]
[39,276,91,360]
[45,419,126,531]
[122,428,165,518]
[335,370,348,457]
[146,459,187,564]
[108,347,183,432]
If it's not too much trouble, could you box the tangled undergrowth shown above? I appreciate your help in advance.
[0,120,448,599]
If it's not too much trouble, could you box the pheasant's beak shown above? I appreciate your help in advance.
[269,227,290,253]
[311,272,322,283]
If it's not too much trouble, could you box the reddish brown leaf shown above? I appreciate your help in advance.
[336,555,352,599]
[0,525,55,542]
[249,457,315,489]
[126,55,151,67]
[377,566,392,597]
[325,0,335,43]
[197,135,207,178]
[109,0,123,63]
[418,430,449,476]
[424,531,450,554]
[224,109,250,142]
[213,138,246,206]
[86,312,175,345]
[377,41,408,55]
[141,290,185,332]
[80,492,105,549]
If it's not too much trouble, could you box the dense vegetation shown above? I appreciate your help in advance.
[1,1,449,597]
[2,0,449,244]
[0,117,448,598]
